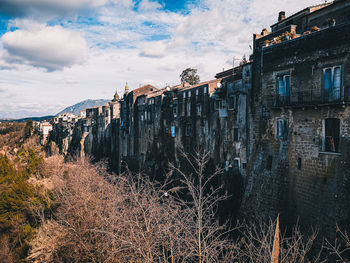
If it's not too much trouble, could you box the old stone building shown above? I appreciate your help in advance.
[242,0,350,234]
[49,0,350,235]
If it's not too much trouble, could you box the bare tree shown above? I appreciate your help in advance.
[169,149,232,263]
[230,219,323,263]
[324,225,350,262]
[27,152,332,263]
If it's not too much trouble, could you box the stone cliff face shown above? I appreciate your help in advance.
[49,1,350,237]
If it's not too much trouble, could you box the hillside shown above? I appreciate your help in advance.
[57,99,110,116]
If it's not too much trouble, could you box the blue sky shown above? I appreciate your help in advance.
[0,0,324,118]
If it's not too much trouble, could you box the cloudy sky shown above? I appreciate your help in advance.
[0,0,323,118]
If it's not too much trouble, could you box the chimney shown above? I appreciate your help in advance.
[261,28,269,36]
[278,11,286,22]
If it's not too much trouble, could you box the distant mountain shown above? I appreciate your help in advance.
[57,99,110,116]
[0,116,56,123]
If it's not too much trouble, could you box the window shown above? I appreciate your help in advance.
[221,99,226,108]
[173,106,177,117]
[276,74,290,105]
[323,66,342,101]
[204,86,208,94]
[188,91,191,97]
[196,104,202,116]
[297,157,302,170]
[233,158,240,170]
[233,127,239,141]
[228,95,236,110]
[170,126,176,137]
[141,115,144,121]
[323,118,340,153]
[187,102,191,116]
[183,92,186,99]
[196,89,199,96]
[277,118,288,139]
[186,124,192,136]
[266,155,273,170]
[215,100,221,110]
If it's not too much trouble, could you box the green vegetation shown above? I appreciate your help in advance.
[0,123,53,262]
[24,120,33,139]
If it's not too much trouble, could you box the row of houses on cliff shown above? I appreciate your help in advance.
[49,0,350,234]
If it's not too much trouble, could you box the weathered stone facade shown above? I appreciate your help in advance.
[49,0,350,235]
[242,0,350,235]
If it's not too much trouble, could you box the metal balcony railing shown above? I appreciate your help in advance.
[265,87,349,108]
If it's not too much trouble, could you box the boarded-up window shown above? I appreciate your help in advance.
[276,74,290,97]
[324,118,340,153]
[277,118,288,139]
[323,68,332,90]
[187,102,191,116]
[333,67,341,88]
[323,66,342,101]
[196,104,202,116]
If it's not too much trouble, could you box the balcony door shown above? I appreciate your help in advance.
[323,66,342,102]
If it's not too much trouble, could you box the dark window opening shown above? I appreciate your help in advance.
[267,155,273,171]
[324,118,340,153]
[173,106,177,117]
[228,95,236,110]
[242,162,247,169]
[233,159,240,169]
[233,128,239,142]
[215,100,221,110]
[297,157,302,170]
[322,177,328,185]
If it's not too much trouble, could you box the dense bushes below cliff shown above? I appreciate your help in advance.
[1,122,350,262]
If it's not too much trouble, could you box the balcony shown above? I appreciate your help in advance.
[265,87,349,108]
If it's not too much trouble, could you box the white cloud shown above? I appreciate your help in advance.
[138,0,162,12]
[0,0,329,118]
[0,0,111,17]
[139,41,168,58]
[1,24,88,71]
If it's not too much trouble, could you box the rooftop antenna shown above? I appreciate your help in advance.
[232,56,240,76]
